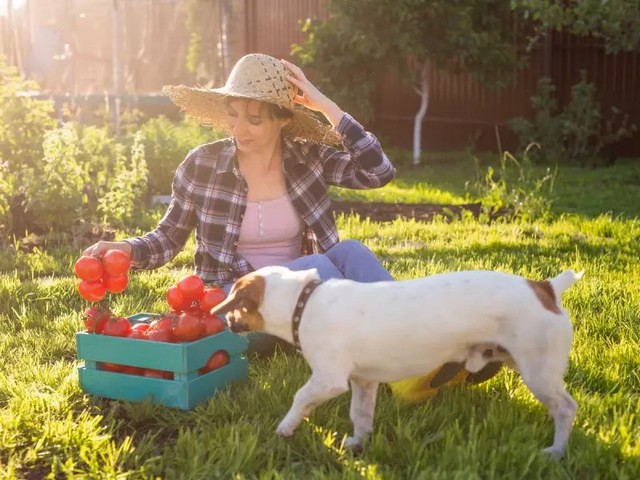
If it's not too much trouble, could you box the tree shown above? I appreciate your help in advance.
[294,0,522,166]
[512,0,640,53]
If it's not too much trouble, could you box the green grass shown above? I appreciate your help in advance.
[1,155,640,478]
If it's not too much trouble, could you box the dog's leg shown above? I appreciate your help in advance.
[276,372,349,437]
[517,356,577,458]
[345,380,378,451]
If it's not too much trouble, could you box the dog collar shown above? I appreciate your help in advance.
[291,279,322,352]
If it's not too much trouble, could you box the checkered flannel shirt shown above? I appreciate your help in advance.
[125,113,396,285]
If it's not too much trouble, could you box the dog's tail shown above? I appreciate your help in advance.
[550,269,584,296]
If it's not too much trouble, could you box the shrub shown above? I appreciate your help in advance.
[0,56,57,234]
[11,123,149,237]
[139,116,223,195]
[97,131,149,229]
[466,145,557,222]
[508,72,637,166]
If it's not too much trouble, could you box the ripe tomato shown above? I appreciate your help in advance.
[149,316,175,332]
[199,287,226,313]
[143,369,174,379]
[173,312,204,342]
[100,362,125,373]
[177,274,205,303]
[103,273,128,294]
[199,350,228,374]
[103,316,133,337]
[83,305,112,333]
[166,285,190,312]
[145,316,175,342]
[78,280,107,302]
[102,249,131,276]
[127,328,147,340]
[121,365,144,376]
[145,329,174,342]
[201,314,226,337]
[74,256,104,282]
[131,322,150,333]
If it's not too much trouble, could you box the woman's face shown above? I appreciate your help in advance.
[225,99,291,153]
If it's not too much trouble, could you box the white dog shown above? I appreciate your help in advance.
[211,266,583,457]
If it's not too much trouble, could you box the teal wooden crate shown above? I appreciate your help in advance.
[76,313,249,410]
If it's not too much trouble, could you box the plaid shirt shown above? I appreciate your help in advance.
[125,113,395,285]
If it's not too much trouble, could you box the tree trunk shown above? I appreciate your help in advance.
[412,59,430,167]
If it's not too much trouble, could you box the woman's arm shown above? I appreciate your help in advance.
[281,59,345,127]
[282,59,396,189]
[121,152,199,269]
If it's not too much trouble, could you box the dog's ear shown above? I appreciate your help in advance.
[210,274,265,316]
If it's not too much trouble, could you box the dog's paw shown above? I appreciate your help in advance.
[541,446,565,460]
[344,436,363,453]
[276,421,295,437]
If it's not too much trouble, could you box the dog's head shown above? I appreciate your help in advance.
[210,266,320,333]
[210,273,266,333]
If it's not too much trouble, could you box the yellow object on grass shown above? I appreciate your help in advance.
[389,368,469,404]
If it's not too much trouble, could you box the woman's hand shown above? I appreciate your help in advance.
[281,59,345,127]
[83,240,132,258]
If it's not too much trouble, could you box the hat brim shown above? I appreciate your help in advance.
[163,85,342,145]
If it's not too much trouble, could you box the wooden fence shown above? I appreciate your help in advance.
[241,0,640,156]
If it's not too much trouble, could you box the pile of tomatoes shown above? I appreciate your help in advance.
[80,272,230,379]
[74,250,131,302]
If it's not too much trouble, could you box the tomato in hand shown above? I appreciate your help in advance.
[103,273,128,294]
[166,285,190,312]
[173,312,204,342]
[102,249,131,276]
[199,350,229,374]
[201,314,226,337]
[78,280,107,302]
[199,287,226,313]
[103,316,133,337]
[74,256,104,282]
[177,274,205,303]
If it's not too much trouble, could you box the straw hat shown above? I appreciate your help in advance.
[163,53,342,145]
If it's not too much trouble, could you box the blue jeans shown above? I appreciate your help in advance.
[224,240,393,355]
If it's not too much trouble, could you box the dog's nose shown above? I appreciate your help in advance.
[232,322,249,333]
[228,318,248,333]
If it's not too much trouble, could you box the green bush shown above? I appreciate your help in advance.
[139,116,223,195]
[466,145,557,221]
[97,131,149,229]
[19,123,149,233]
[508,72,637,165]
[0,56,57,234]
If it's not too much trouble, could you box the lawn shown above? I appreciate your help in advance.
[1,155,639,479]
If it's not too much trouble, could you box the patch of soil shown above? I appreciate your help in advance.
[4,201,509,253]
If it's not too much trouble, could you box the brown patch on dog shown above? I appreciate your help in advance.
[210,274,266,331]
[527,279,561,314]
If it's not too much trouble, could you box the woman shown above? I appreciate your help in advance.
[84,53,396,354]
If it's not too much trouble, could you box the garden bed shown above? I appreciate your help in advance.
[331,200,510,222]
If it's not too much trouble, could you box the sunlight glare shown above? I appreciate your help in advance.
[0,0,28,17]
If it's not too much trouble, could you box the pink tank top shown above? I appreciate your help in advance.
[237,194,304,270]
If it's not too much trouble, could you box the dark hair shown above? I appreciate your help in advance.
[265,102,294,120]
[224,97,293,120]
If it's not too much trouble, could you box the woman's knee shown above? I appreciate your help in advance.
[285,253,344,281]
[325,239,393,282]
